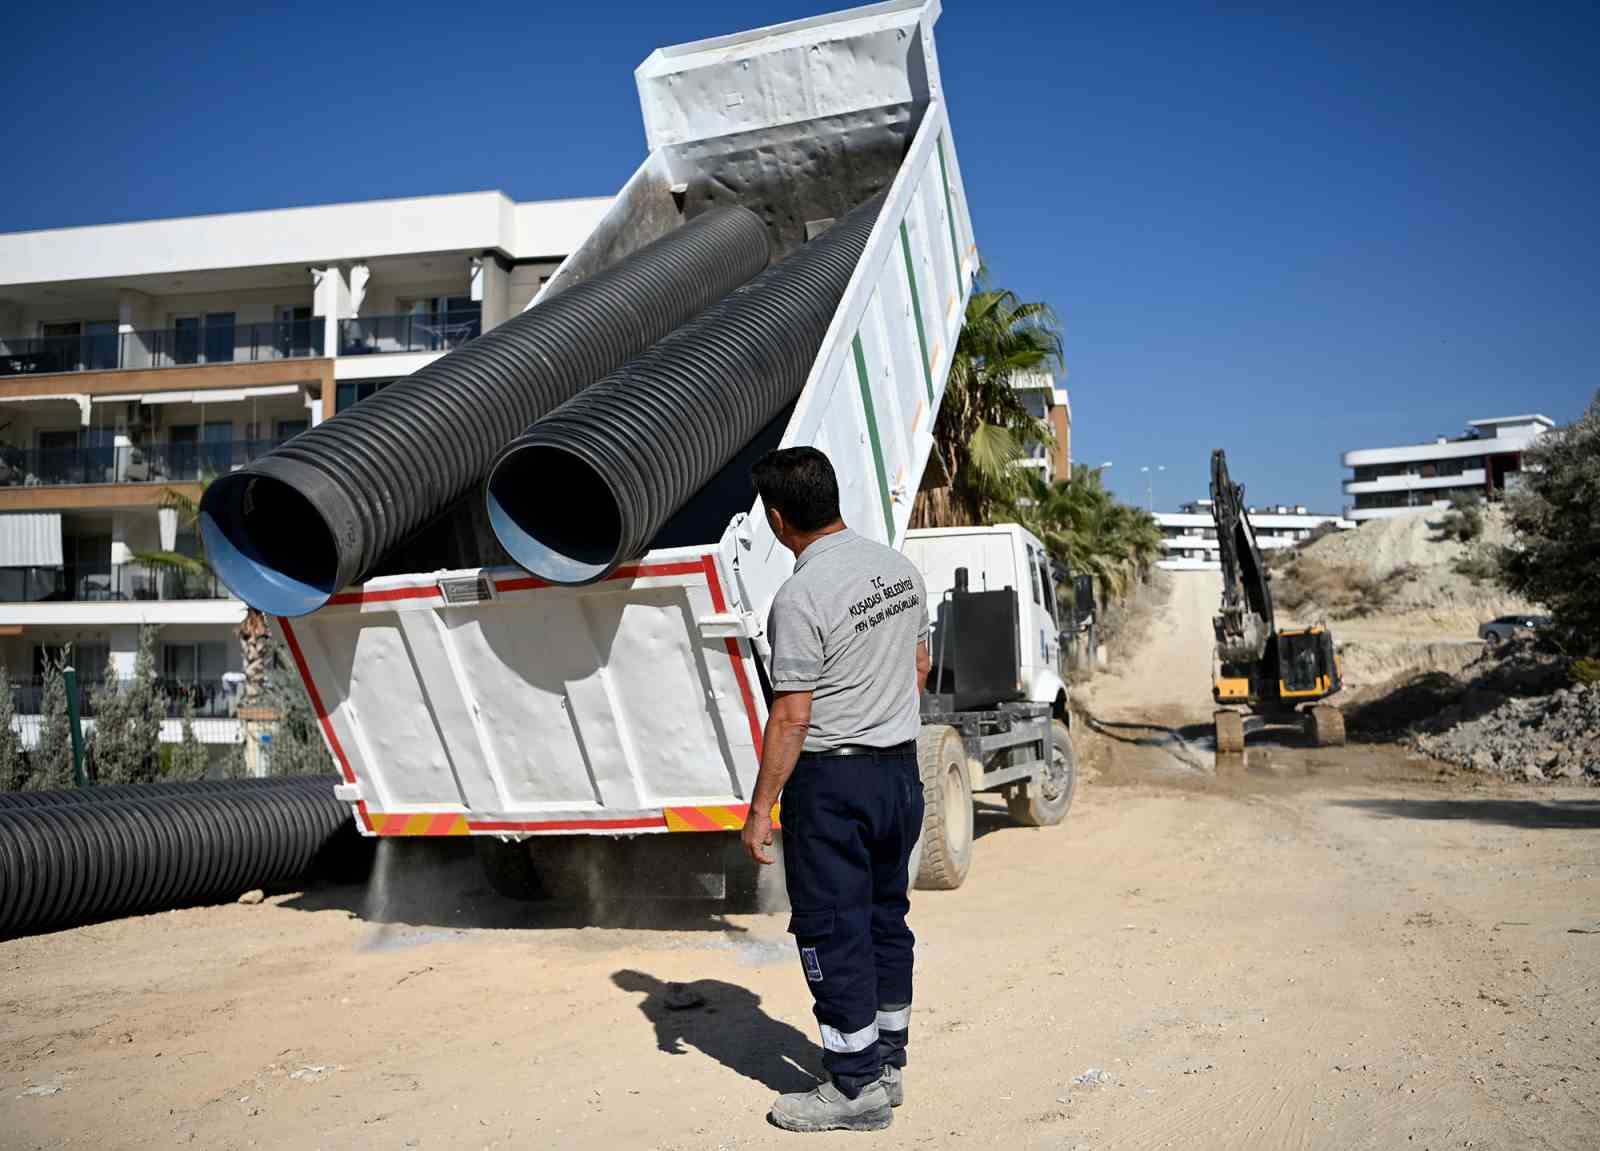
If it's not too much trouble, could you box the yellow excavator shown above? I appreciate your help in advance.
[1209,449,1344,753]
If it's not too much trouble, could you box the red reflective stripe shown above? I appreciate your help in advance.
[279,617,356,785]
[327,585,441,606]
[493,559,706,595]
[613,560,706,580]
[701,555,764,762]
[468,816,665,833]
[493,576,549,593]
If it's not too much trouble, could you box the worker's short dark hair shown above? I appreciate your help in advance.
[752,447,841,532]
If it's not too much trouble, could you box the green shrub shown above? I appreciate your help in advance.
[1501,392,1600,658]
[0,664,24,791]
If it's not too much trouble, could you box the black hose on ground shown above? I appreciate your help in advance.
[485,193,886,584]
[0,774,338,810]
[0,779,354,937]
[200,207,772,616]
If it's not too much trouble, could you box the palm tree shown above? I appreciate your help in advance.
[131,482,273,705]
[1014,465,1163,603]
[914,285,1063,528]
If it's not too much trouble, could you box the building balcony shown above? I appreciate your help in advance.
[338,312,480,357]
[11,675,237,719]
[1343,468,1487,495]
[0,437,298,490]
[0,562,228,605]
[0,321,324,378]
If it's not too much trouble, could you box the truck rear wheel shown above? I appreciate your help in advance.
[1214,709,1245,755]
[913,725,972,891]
[1006,718,1077,827]
[1307,704,1346,747]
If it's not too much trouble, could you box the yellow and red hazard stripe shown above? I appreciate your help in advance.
[365,812,470,836]
[356,804,779,837]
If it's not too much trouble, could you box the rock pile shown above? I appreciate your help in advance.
[1415,682,1600,782]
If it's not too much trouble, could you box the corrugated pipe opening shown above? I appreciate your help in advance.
[200,206,771,616]
[486,192,886,584]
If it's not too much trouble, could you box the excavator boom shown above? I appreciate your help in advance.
[1210,449,1274,663]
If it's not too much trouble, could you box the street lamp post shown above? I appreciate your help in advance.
[1140,464,1166,513]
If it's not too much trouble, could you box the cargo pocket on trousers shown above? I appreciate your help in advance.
[788,907,835,984]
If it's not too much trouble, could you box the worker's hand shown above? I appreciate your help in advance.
[741,808,775,865]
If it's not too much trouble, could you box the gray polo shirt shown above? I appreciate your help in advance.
[766,528,929,751]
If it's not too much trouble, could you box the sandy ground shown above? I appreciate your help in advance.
[4,573,1598,1151]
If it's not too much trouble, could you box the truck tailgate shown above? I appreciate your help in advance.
[279,548,765,836]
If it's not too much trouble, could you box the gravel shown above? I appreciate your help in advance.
[1415,683,1600,782]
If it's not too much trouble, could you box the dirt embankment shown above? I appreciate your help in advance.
[1273,507,1532,637]
[1271,508,1535,693]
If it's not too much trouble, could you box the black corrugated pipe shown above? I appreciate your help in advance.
[0,774,337,810]
[199,208,771,616]
[0,781,353,937]
[485,192,886,584]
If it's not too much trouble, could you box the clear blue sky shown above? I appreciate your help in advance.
[2,1,1594,512]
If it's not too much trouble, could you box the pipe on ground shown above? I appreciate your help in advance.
[0,779,352,937]
[199,207,771,616]
[485,193,886,584]
[0,774,337,810]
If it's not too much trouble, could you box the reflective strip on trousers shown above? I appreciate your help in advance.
[820,1020,880,1054]
[877,1005,911,1032]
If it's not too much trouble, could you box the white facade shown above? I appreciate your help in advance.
[1156,499,1354,570]
[0,192,606,745]
[1341,414,1553,522]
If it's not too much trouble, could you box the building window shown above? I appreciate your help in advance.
[336,379,392,411]
[204,312,236,364]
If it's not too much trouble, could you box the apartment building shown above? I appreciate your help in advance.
[0,191,607,747]
[1155,500,1353,570]
[1341,414,1554,522]
[1011,372,1071,483]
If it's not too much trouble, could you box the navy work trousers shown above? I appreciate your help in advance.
[781,748,924,1097]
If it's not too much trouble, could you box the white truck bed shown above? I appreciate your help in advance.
[283,0,977,837]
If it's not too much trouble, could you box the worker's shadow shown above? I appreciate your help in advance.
[612,970,820,1094]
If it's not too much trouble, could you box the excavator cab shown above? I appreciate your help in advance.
[1274,627,1341,700]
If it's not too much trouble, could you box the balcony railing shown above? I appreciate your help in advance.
[11,675,236,718]
[0,437,296,488]
[338,312,481,356]
[0,321,324,378]
[0,562,229,604]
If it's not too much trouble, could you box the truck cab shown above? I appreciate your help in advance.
[902,523,1069,718]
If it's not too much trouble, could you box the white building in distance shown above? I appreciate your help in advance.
[0,191,608,747]
[1156,500,1353,571]
[1341,414,1554,522]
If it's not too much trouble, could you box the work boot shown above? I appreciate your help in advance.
[769,1079,893,1132]
[880,1064,903,1107]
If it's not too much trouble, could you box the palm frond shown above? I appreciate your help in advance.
[129,550,210,577]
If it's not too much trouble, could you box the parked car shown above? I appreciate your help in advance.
[1478,614,1551,645]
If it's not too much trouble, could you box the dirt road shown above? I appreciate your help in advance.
[4,571,1597,1150]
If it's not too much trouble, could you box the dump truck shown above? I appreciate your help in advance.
[272,0,1075,898]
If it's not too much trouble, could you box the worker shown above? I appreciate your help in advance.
[741,446,930,1133]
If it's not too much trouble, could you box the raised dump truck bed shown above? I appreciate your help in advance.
[282,0,977,839]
